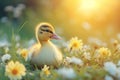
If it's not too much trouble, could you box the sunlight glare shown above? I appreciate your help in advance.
[79,0,98,13]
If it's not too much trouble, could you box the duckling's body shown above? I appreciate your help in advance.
[30,22,63,67]
[31,41,62,67]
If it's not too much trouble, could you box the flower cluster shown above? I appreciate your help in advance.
[5,61,26,80]
[19,49,29,61]
[67,37,83,53]
[41,65,51,76]
[0,34,120,80]
[96,47,111,58]
[104,61,120,79]
[4,4,26,18]
[1,54,11,63]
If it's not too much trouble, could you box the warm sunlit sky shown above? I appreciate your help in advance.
[61,0,119,26]
[0,0,119,40]
[27,0,119,40]
[78,0,118,15]
[38,0,119,28]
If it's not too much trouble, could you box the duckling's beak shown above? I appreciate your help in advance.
[51,33,61,40]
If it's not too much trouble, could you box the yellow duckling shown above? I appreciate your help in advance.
[30,22,63,68]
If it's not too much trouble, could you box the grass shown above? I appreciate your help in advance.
[0,26,120,80]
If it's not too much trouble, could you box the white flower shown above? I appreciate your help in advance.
[104,62,117,76]
[4,5,14,12]
[13,7,22,18]
[57,67,76,79]
[117,60,120,67]
[1,54,11,63]
[16,43,20,48]
[105,61,120,79]
[82,45,91,52]
[17,4,26,10]
[116,68,120,79]
[66,56,83,66]
[82,22,91,31]
[0,16,8,23]
[4,47,9,53]
[13,4,26,18]
[0,38,10,47]
[88,37,107,47]
[15,35,20,42]
[83,52,91,60]
[105,75,113,80]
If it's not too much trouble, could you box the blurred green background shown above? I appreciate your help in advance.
[0,0,120,42]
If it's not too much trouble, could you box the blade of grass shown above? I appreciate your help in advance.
[18,21,28,33]
[11,27,15,42]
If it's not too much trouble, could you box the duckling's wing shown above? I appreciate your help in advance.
[52,46,63,67]
[28,43,41,61]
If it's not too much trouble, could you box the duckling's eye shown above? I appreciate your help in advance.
[40,29,53,34]
[40,31,43,34]
[45,30,49,32]
[45,30,53,34]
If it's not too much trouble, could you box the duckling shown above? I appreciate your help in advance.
[30,22,63,68]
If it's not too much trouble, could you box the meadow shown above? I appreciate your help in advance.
[0,25,120,80]
[0,0,120,80]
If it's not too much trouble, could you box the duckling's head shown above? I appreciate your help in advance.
[36,22,61,42]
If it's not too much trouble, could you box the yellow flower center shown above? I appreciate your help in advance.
[12,68,18,75]
[44,70,50,76]
[42,65,50,76]
[72,42,79,48]
[102,51,107,55]
[22,52,27,58]
[20,49,28,59]
[98,47,111,57]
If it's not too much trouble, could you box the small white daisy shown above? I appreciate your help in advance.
[4,5,14,12]
[15,35,20,42]
[116,68,120,79]
[105,75,113,80]
[104,62,117,76]
[117,60,120,67]
[82,45,91,52]
[1,54,11,63]
[83,52,91,60]
[4,47,9,53]
[66,56,83,66]
[57,67,76,79]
